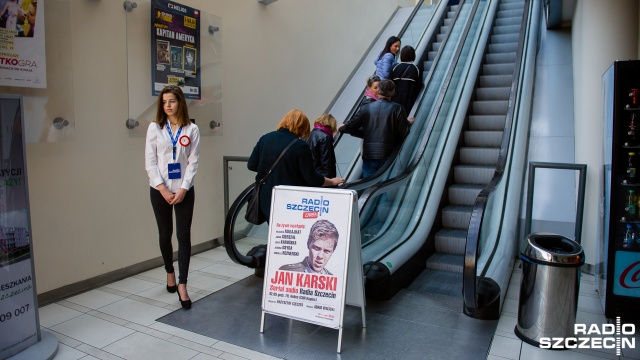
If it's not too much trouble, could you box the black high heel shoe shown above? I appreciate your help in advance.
[166,273,177,293]
[177,287,192,309]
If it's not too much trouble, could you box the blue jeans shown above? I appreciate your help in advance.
[362,159,386,179]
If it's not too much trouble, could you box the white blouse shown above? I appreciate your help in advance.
[145,122,200,193]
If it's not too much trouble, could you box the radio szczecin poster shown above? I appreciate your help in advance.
[0,0,46,88]
[263,187,352,329]
[151,0,200,99]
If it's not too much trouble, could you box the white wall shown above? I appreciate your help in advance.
[572,0,638,265]
[23,0,413,294]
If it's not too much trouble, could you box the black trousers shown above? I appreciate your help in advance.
[150,186,194,284]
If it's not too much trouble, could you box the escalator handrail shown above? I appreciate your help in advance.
[224,183,259,267]
[358,0,482,212]
[463,0,533,310]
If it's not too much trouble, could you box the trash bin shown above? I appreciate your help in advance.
[514,232,585,349]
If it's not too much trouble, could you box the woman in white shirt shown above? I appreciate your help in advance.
[145,85,200,309]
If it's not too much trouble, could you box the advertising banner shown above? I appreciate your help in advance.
[151,0,200,99]
[613,251,640,297]
[0,0,46,88]
[0,96,39,358]
[262,186,355,329]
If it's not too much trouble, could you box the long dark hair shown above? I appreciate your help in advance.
[155,85,190,127]
[378,36,401,60]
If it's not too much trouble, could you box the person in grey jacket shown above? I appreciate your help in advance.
[339,80,414,179]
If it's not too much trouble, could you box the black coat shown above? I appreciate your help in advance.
[391,63,422,113]
[307,128,337,178]
[248,129,325,221]
[339,99,411,160]
[342,96,376,139]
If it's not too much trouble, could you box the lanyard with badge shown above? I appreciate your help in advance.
[166,124,182,179]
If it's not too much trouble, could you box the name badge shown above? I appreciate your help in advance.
[168,163,181,179]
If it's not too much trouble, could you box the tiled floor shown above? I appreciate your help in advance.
[40,246,278,360]
[39,248,637,360]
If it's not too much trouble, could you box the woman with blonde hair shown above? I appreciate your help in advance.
[248,110,344,222]
[307,114,338,178]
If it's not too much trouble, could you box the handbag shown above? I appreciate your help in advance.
[245,138,298,225]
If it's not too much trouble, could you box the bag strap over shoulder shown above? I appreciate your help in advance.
[259,138,298,185]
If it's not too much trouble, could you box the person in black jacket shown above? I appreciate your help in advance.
[391,46,422,113]
[248,110,344,222]
[339,80,414,179]
[307,114,338,178]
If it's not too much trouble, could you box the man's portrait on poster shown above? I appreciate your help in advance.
[279,219,339,275]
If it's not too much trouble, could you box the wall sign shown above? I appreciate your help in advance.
[0,95,40,358]
[0,0,46,88]
[151,0,200,99]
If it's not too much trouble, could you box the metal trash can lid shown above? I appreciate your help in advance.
[521,232,585,266]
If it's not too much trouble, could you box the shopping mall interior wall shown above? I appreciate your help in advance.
[23,0,413,295]
[572,0,639,266]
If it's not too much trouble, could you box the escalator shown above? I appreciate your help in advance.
[224,0,541,322]
[360,0,540,319]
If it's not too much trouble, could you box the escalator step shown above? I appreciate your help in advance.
[491,33,519,44]
[479,74,512,88]
[434,228,468,255]
[485,52,517,65]
[482,63,515,76]
[436,33,446,42]
[460,147,500,165]
[468,115,507,130]
[448,184,485,206]
[488,42,518,54]
[426,253,464,274]
[495,16,522,27]
[454,165,495,185]
[499,2,524,12]
[465,131,504,147]
[475,86,511,101]
[442,205,473,230]
[496,9,524,19]
[493,24,521,35]
[472,100,509,115]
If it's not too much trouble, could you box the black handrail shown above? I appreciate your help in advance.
[462,0,533,312]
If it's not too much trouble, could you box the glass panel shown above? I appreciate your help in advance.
[400,0,440,49]
[1,0,75,143]
[125,1,222,137]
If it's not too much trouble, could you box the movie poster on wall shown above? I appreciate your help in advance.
[0,96,39,358]
[262,186,354,329]
[151,0,200,99]
[0,0,46,88]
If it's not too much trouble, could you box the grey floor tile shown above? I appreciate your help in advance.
[50,314,135,349]
[102,332,199,360]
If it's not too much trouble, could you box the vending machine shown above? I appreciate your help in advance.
[598,60,640,323]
